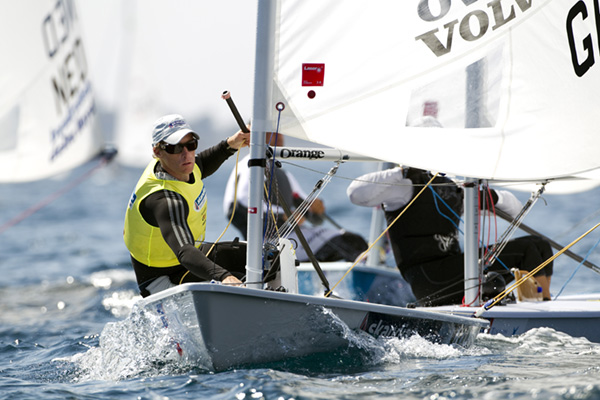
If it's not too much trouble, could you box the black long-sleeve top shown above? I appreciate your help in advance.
[131,140,237,292]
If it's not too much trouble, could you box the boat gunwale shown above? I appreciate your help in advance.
[137,282,489,328]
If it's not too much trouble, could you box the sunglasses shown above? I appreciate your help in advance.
[159,139,198,154]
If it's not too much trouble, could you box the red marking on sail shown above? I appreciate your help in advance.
[302,63,325,86]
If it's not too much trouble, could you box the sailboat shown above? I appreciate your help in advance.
[260,0,600,342]
[133,0,491,371]
[0,0,105,183]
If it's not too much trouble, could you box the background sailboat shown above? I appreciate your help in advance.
[0,0,104,182]
[76,0,258,168]
[256,0,600,342]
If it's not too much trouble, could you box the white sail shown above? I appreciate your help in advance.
[0,0,103,183]
[270,0,600,181]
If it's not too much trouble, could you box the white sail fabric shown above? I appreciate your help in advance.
[271,0,600,181]
[0,0,103,182]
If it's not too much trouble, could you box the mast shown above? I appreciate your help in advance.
[463,181,479,305]
[247,0,276,288]
[463,60,485,306]
[366,162,394,267]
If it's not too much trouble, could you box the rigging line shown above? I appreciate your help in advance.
[263,181,285,244]
[477,182,484,259]
[429,186,463,222]
[324,172,439,298]
[263,110,284,243]
[275,164,339,240]
[429,186,464,234]
[278,179,325,238]
[410,276,478,307]
[463,279,483,307]
[281,159,459,187]
[474,220,600,317]
[469,187,486,304]
[264,144,278,240]
[484,184,545,267]
[0,150,116,235]
[486,185,498,249]
[480,186,512,273]
[481,184,492,252]
[480,184,495,265]
[429,182,510,272]
[554,235,600,299]
[480,183,495,265]
[495,207,600,274]
[262,242,286,283]
[554,207,600,242]
[273,184,332,293]
[429,184,500,263]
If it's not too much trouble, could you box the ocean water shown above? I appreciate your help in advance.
[2,153,600,399]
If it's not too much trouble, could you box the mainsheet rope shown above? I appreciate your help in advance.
[324,172,440,298]
[255,161,599,303]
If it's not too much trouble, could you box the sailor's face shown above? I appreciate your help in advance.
[155,133,196,181]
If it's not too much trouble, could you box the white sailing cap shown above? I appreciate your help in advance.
[152,114,199,146]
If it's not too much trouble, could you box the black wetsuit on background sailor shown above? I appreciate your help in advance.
[348,166,554,306]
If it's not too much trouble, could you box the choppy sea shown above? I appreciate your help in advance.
[2,150,600,399]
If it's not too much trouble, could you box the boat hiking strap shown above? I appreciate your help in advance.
[324,172,439,298]
[0,150,116,235]
[474,220,600,317]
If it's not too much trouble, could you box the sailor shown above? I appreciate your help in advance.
[347,165,554,306]
[223,132,368,262]
[124,114,250,297]
[346,119,553,306]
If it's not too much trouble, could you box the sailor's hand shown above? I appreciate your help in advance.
[227,128,250,150]
[222,275,243,286]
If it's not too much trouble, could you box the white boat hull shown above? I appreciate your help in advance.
[298,263,600,343]
[137,282,487,371]
[424,294,600,342]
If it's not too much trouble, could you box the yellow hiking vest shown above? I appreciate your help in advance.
[123,160,207,267]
